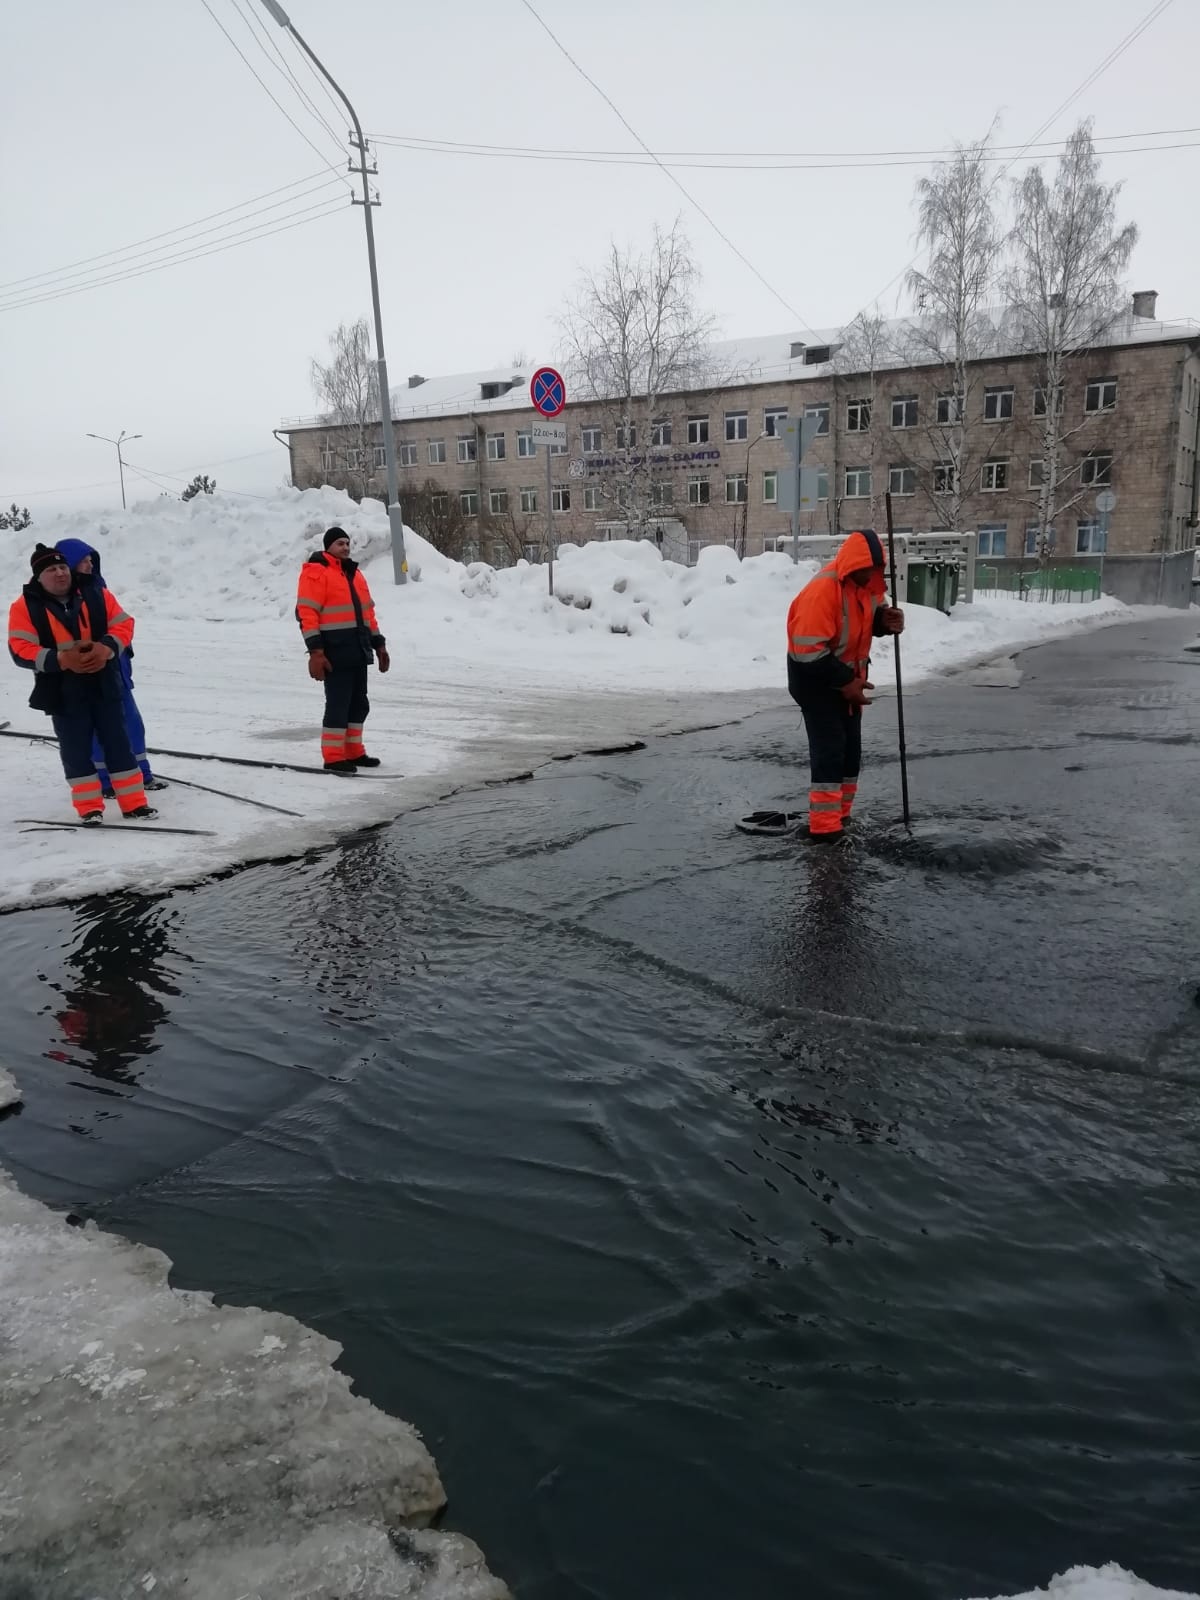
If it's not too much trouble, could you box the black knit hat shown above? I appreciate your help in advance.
[30,543,68,577]
[323,527,349,551]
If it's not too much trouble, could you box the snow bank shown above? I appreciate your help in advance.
[0,1066,19,1111]
[0,1165,510,1598]
[967,1566,1197,1600]
[0,486,1140,911]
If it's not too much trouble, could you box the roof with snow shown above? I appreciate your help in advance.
[281,304,1200,431]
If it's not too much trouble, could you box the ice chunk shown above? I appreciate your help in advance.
[0,1066,19,1111]
[0,1166,509,1598]
[966,1564,1198,1600]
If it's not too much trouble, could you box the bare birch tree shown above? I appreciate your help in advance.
[900,134,1000,530]
[310,317,382,502]
[1005,121,1138,559]
[558,219,717,533]
[833,307,894,530]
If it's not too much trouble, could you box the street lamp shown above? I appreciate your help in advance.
[740,430,770,559]
[255,0,408,585]
[86,430,141,511]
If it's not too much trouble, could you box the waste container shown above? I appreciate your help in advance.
[907,564,932,606]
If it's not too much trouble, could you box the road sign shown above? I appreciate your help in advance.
[531,420,567,447]
[776,466,823,514]
[778,414,824,458]
[530,366,566,417]
[1095,488,1117,515]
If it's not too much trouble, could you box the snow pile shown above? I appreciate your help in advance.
[0,1066,19,1111]
[0,485,1142,911]
[968,1567,1197,1600]
[0,1165,510,1599]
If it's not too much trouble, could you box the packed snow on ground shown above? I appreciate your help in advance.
[0,485,1138,910]
[968,1567,1197,1600]
[0,1160,510,1599]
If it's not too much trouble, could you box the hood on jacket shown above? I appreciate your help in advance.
[54,538,104,585]
[306,549,358,575]
[834,529,884,578]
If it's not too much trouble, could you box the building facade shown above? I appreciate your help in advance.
[282,300,1200,569]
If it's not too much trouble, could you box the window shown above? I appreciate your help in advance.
[459,489,479,516]
[430,492,448,514]
[550,437,567,456]
[1025,522,1056,556]
[490,544,510,569]
[516,430,534,458]
[489,488,508,515]
[519,486,537,513]
[725,473,747,504]
[1076,518,1106,553]
[977,523,1007,557]
[847,398,871,432]
[936,392,963,425]
[1029,459,1045,488]
[457,435,477,464]
[933,461,959,495]
[373,444,387,470]
[428,439,446,464]
[581,426,601,453]
[320,447,335,472]
[651,481,674,507]
[816,469,829,501]
[523,543,541,564]
[888,465,916,497]
[687,415,709,444]
[725,411,749,442]
[984,386,1015,421]
[891,395,918,429]
[616,484,631,509]
[1085,378,1118,412]
[616,423,637,449]
[651,418,672,447]
[346,447,364,470]
[763,537,792,553]
[1080,451,1113,487]
[583,485,601,511]
[398,441,418,467]
[804,403,830,435]
[764,407,788,437]
[486,433,506,461]
[981,459,1010,492]
[763,470,777,504]
[688,476,710,505]
[844,466,872,498]
[1034,384,1063,417]
[804,345,831,365]
[552,485,570,513]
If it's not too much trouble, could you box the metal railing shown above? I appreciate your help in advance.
[976,562,1102,603]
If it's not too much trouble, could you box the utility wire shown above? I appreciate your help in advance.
[0,176,344,302]
[197,0,352,187]
[516,0,822,343]
[7,449,286,501]
[282,26,350,136]
[0,169,333,293]
[125,458,272,499]
[369,133,1199,172]
[227,0,347,154]
[0,199,346,313]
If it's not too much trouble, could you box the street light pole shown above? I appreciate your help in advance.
[86,430,141,511]
[256,0,408,585]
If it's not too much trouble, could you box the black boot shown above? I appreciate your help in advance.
[124,806,160,821]
[325,759,360,776]
[81,812,104,828]
[352,755,381,768]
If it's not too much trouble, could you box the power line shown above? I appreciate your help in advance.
[369,123,1200,165]
[227,0,347,155]
[6,450,285,501]
[0,199,346,313]
[0,176,344,302]
[197,0,351,186]
[0,168,333,293]
[515,0,822,343]
[125,458,272,499]
[283,29,350,137]
[369,132,1200,173]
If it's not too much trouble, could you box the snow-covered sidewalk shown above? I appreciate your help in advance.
[1,487,1142,911]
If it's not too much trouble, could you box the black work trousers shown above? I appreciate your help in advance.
[800,696,863,786]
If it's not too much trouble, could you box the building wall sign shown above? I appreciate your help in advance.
[584,448,722,474]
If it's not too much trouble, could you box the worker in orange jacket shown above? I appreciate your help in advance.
[8,544,155,824]
[786,529,904,842]
[296,526,390,774]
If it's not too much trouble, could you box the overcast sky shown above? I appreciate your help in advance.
[2,0,1196,515]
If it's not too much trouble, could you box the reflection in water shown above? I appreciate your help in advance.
[44,893,180,1089]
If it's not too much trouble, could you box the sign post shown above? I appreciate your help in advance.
[1095,487,1116,596]
[530,366,567,595]
[777,415,824,562]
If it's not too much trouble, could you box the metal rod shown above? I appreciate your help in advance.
[545,440,554,595]
[885,492,911,829]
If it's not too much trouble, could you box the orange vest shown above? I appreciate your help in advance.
[786,531,884,677]
[296,551,381,649]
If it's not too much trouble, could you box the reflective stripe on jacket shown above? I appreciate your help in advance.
[786,530,885,686]
[295,550,383,651]
[8,582,134,675]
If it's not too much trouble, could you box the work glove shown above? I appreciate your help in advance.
[376,647,390,674]
[840,675,874,708]
[59,642,112,674]
[879,606,905,634]
[308,649,331,681]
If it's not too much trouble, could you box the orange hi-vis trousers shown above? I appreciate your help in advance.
[800,697,863,837]
[54,697,147,817]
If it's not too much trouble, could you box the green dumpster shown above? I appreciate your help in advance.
[907,564,932,606]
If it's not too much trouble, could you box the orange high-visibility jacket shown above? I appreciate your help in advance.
[8,582,134,674]
[786,530,887,699]
[295,550,385,655]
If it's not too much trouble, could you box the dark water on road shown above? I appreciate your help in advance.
[2,619,1198,1599]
